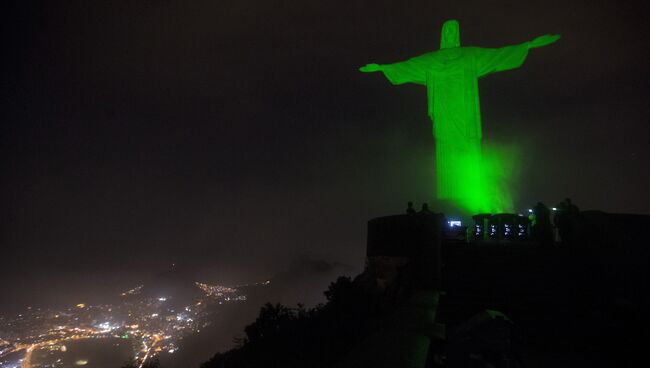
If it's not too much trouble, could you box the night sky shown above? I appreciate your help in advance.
[2,0,649,309]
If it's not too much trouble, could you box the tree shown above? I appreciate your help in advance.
[244,302,294,343]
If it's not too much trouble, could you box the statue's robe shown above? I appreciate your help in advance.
[378,44,529,212]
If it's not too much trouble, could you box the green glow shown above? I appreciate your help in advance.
[361,20,559,213]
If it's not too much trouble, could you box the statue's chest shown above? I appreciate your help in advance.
[427,51,475,78]
[430,59,468,76]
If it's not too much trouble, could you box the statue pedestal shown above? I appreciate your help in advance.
[366,213,443,291]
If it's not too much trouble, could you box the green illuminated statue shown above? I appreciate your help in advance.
[361,20,559,213]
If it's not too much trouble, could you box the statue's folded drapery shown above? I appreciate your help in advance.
[377,44,529,212]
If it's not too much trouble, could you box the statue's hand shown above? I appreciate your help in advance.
[529,34,561,49]
[359,63,382,72]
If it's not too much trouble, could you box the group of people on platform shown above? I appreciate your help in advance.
[404,198,581,245]
[405,201,432,215]
[531,198,580,245]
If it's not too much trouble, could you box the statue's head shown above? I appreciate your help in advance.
[440,19,460,49]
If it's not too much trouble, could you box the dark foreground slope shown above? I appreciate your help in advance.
[200,276,389,368]
[200,211,649,368]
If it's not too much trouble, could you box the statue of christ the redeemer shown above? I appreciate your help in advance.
[360,20,559,213]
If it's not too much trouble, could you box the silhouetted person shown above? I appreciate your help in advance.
[553,201,570,244]
[532,202,553,245]
[419,202,432,214]
[406,201,416,214]
[565,198,579,215]
[563,198,580,245]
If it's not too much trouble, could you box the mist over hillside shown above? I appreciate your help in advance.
[157,256,357,368]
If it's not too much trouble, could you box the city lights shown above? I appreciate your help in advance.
[0,279,266,367]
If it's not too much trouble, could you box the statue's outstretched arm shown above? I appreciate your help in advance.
[527,34,561,49]
[475,34,560,77]
[359,63,383,72]
[359,57,428,85]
